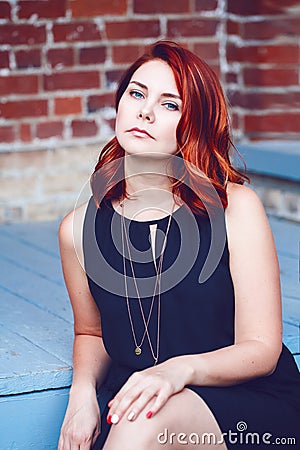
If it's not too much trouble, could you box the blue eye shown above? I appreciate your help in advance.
[130,90,144,99]
[164,102,179,111]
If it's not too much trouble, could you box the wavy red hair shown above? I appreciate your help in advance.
[91,40,248,214]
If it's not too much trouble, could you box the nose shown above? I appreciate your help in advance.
[138,107,154,123]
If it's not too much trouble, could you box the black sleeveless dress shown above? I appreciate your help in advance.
[83,196,300,449]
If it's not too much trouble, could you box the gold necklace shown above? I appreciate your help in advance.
[120,200,174,365]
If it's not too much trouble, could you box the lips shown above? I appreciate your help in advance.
[127,127,154,139]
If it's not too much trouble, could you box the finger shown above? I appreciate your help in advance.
[59,436,71,450]
[114,370,145,401]
[70,441,80,450]
[107,375,142,421]
[91,429,101,447]
[145,391,170,418]
[79,439,93,450]
[57,435,62,450]
[110,386,158,424]
[107,389,140,424]
[124,388,157,421]
[107,397,114,408]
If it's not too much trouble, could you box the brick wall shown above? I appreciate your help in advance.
[226,0,300,141]
[0,0,299,222]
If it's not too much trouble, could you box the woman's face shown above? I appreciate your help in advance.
[115,59,182,157]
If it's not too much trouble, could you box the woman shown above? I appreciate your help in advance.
[58,41,300,449]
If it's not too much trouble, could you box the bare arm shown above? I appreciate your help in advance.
[104,183,284,422]
[181,182,282,385]
[58,202,111,449]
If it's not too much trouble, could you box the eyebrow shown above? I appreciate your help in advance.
[129,80,182,101]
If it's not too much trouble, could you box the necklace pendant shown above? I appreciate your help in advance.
[135,346,142,356]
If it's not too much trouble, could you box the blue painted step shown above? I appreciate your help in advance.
[0,216,299,449]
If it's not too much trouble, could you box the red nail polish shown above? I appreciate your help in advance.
[146,411,153,419]
[107,415,112,424]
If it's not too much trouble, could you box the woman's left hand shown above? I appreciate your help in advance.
[107,356,193,424]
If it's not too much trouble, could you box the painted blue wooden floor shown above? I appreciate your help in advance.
[0,216,299,449]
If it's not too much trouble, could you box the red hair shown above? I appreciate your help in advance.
[91,40,248,214]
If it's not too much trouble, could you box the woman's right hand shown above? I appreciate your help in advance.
[58,384,101,450]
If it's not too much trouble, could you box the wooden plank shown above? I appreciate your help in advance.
[0,325,72,395]
[0,386,111,450]
[282,296,300,327]
[278,254,300,300]
[283,320,299,338]
[0,232,63,286]
[282,318,299,356]
[1,220,60,257]
[0,387,70,450]
[0,259,72,322]
[0,290,73,366]
[294,354,300,370]
[269,216,300,259]
[236,141,300,182]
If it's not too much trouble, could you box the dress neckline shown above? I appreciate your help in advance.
[109,199,184,225]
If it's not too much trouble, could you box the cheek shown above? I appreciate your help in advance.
[166,117,180,143]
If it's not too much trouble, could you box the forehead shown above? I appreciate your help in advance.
[130,59,178,92]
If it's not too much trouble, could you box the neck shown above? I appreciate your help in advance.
[115,152,179,221]
[124,152,173,199]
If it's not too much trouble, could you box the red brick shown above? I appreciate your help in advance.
[226,72,238,83]
[245,113,300,133]
[87,93,115,112]
[53,22,101,42]
[106,20,160,39]
[167,19,218,38]
[230,112,239,130]
[105,118,115,132]
[47,48,74,69]
[229,92,300,110]
[227,43,298,64]
[0,24,46,45]
[79,46,106,65]
[18,0,67,19]
[242,18,300,40]
[36,121,64,139]
[112,45,143,64]
[19,123,32,142]
[193,42,219,61]
[0,100,48,119]
[0,75,38,96]
[0,1,11,19]
[0,51,9,69]
[71,119,98,137]
[227,0,300,16]
[134,0,189,14]
[55,97,82,115]
[43,71,100,91]
[69,0,127,17]
[0,125,15,143]
[244,68,298,87]
[15,49,41,69]
[226,19,239,35]
[106,70,124,88]
[195,0,217,11]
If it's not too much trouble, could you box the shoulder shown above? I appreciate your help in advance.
[225,182,272,253]
[59,200,90,253]
[226,181,265,217]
